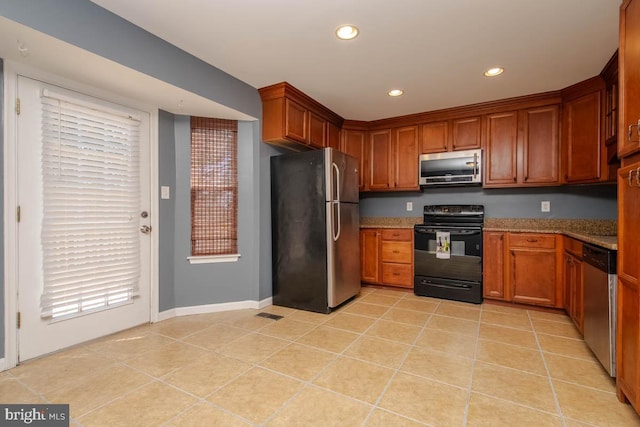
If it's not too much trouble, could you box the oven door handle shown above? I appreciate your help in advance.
[415,228,481,235]
[427,282,474,290]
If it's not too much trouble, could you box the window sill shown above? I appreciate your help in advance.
[187,254,241,264]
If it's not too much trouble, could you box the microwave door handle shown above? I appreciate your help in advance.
[473,153,478,179]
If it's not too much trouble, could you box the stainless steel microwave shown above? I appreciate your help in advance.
[419,149,482,186]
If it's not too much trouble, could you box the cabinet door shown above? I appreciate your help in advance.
[620,0,640,158]
[564,253,584,334]
[617,162,640,408]
[483,232,506,300]
[360,229,380,283]
[308,112,326,149]
[510,248,557,306]
[369,129,392,190]
[342,130,366,191]
[284,98,308,144]
[484,111,519,186]
[522,106,560,185]
[452,116,482,151]
[327,122,341,151]
[421,121,449,153]
[394,125,419,190]
[563,91,602,182]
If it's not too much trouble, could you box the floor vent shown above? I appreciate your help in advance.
[255,312,284,321]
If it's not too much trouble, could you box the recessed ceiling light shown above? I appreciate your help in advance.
[484,67,504,77]
[335,25,359,40]
[388,89,404,97]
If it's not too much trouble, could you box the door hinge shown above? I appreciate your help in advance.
[16,97,20,115]
[17,206,21,223]
[17,312,21,329]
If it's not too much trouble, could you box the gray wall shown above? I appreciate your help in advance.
[157,110,176,312]
[360,184,618,219]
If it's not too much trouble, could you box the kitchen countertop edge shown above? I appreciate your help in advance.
[361,217,617,250]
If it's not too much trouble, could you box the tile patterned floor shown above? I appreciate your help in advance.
[2,287,640,426]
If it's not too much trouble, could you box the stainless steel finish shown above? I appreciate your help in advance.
[140,225,151,234]
[419,148,482,186]
[141,211,148,218]
[271,148,360,314]
[583,243,617,377]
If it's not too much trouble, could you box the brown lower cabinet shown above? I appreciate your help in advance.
[360,228,413,288]
[483,231,563,308]
[563,237,584,334]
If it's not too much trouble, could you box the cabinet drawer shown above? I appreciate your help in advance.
[563,236,583,258]
[381,241,412,263]
[509,233,556,249]
[381,229,412,241]
[382,263,413,286]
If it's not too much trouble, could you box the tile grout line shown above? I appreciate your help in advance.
[255,290,402,426]
[527,309,568,427]
[359,295,443,427]
[461,303,485,426]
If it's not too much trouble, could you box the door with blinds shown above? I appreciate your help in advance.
[16,76,151,361]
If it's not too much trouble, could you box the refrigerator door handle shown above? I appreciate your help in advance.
[333,163,340,202]
[333,202,341,241]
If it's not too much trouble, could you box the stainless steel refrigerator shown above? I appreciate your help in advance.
[271,148,361,313]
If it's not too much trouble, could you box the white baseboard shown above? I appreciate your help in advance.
[156,297,274,322]
[0,358,6,372]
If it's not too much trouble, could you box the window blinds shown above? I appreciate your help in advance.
[40,93,141,318]
[190,117,238,256]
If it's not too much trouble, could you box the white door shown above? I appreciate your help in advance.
[16,75,151,361]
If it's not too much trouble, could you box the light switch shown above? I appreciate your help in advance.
[161,186,170,200]
[406,202,413,211]
[541,201,550,212]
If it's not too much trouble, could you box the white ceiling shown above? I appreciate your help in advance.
[89,0,620,121]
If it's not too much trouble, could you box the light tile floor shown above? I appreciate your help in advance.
[2,287,640,426]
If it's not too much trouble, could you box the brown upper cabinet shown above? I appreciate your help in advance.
[420,116,481,153]
[620,0,640,158]
[484,105,560,187]
[341,126,367,191]
[561,77,614,183]
[367,125,419,191]
[368,129,393,190]
[259,82,344,151]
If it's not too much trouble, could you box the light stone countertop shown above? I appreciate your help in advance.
[360,217,617,250]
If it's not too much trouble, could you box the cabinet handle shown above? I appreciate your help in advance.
[393,272,400,276]
[392,233,400,237]
[524,176,528,182]
[629,123,635,141]
[636,168,640,187]
[526,238,538,243]
[630,170,634,187]
[392,250,400,254]
[513,176,517,182]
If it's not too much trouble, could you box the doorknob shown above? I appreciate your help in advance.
[140,225,151,234]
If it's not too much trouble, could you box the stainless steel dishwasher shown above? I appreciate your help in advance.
[582,243,617,377]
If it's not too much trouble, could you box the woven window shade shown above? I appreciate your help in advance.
[190,117,238,256]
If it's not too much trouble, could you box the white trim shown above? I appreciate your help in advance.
[4,65,19,370]
[148,110,160,324]
[155,297,274,321]
[0,358,6,372]
[187,254,241,264]
[3,60,160,369]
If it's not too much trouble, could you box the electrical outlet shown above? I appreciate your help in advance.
[541,201,550,212]
[161,186,171,200]
[406,202,413,211]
